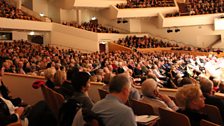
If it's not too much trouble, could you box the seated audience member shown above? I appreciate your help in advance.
[0,62,23,106]
[102,73,114,90]
[176,84,208,126]
[178,77,193,87]
[199,77,224,120]
[44,68,56,89]
[71,72,93,110]
[92,74,137,126]
[0,88,27,126]
[219,81,224,93]
[54,70,74,99]
[141,79,178,115]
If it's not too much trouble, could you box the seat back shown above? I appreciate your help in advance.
[200,119,221,126]
[129,99,155,115]
[201,104,223,126]
[98,88,109,100]
[7,120,22,126]
[158,107,191,126]
[41,85,64,118]
[84,119,100,126]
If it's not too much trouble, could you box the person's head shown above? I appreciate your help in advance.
[199,77,213,95]
[109,73,132,103]
[54,70,67,86]
[175,84,205,110]
[72,72,91,92]
[178,77,193,87]
[0,61,4,77]
[219,81,224,93]
[44,68,56,81]
[141,79,159,98]
[103,73,114,85]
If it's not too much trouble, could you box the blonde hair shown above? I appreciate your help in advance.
[54,70,67,86]
[175,84,201,109]
[44,68,56,80]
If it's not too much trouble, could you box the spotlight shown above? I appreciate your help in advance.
[175,29,180,32]
[167,29,173,33]
[91,16,97,20]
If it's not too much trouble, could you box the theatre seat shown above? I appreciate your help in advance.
[158,107,191,126]
[7,120,22,126]
[200,119,221,126]
[200,104,223,126]
[129,99,155,115]
[98,88,109,100]
[41,85,64,119]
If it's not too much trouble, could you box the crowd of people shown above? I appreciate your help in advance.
[166,0,224,17]
[116,35,179,48]
[62,21,120,33]
[116,0,175,8]
[0,0,39,21]
[187,0,224,15]
[1,40,224,125]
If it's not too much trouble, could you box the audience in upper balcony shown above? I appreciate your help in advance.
[62,21,120,33]
[0,0,39,21]
[116,35,179,48]
[116,0,175,9]
[166,0,224,17]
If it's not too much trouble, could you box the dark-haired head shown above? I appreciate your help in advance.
[72,72,91,92]
[178,77,193,87]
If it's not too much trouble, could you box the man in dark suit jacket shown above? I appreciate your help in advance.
[200,77,224,121]
[0,97,22,126]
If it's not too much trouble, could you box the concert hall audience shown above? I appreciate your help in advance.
[166,0,224,17]
[116,0,175,9]
[62,21,120,33]
[0,40,223,90]
[0,0,39,21]
[116,35,179,48]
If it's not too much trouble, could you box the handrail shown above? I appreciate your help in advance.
[108,42,133,52]
[5,72,45,79]
[50,44,95,53]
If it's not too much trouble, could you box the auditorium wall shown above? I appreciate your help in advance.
[51,23,99,52]
[140,17,224,48]
[0,17,52,31]
[74,0,126,8]
[12,31,28,41]
[60,9,77,23]
[48,3,61,23]
[32,0,48,17]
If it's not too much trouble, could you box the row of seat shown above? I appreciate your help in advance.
[39,85,223,126]
[98,88,223,126]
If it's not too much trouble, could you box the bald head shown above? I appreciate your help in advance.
[141,79,158,98]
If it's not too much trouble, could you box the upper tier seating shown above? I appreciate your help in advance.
[116,0,175,8]
[62,22,120,33]
[115,35,179,48]
[166,0,224,17]
[0,0,39,21]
